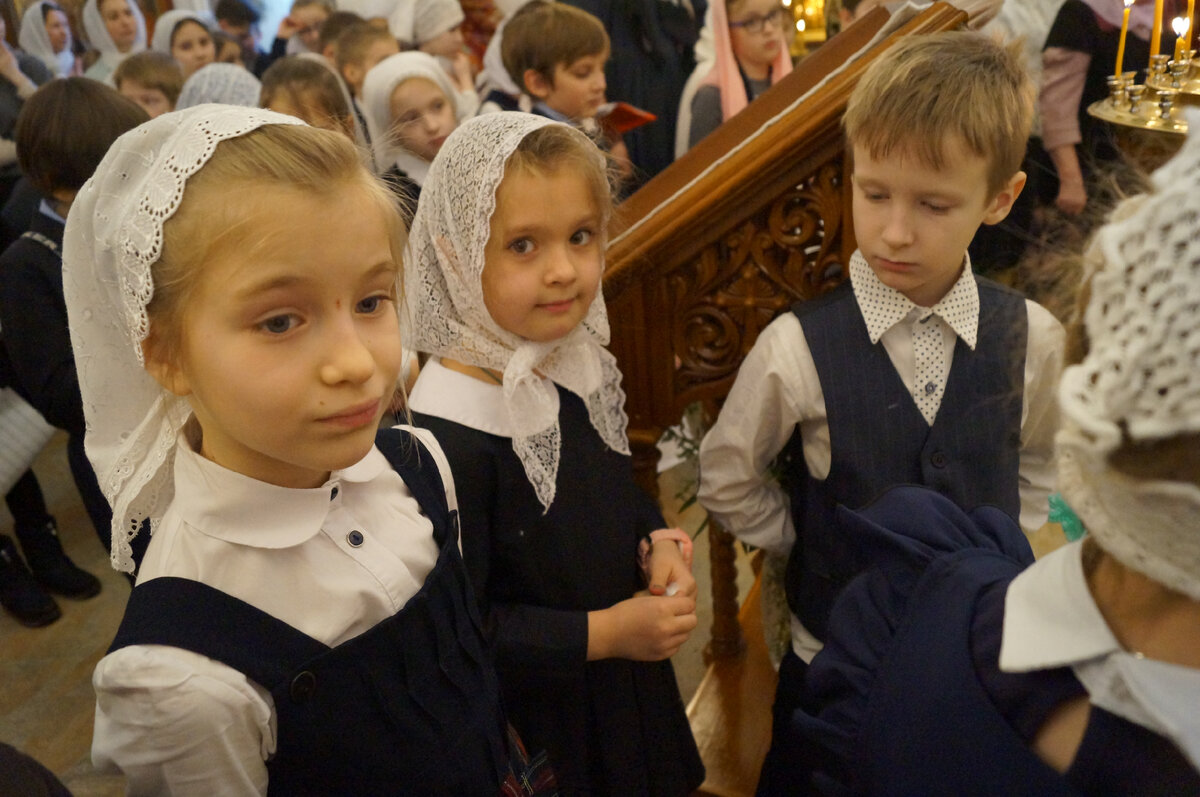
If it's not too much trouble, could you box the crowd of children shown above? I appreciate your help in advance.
[0,0,1196,794]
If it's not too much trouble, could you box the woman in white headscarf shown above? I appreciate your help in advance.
[19,1,78,78]
[81,0,147,85]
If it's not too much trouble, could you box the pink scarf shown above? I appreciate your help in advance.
[700,0,793,122]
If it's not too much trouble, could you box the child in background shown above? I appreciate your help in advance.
[176,61,262,107]
[0,78,146,595]
[316,10,364,62]
[362,51,467,206]
[261,55,356,140]
[73,105,523,794]
[335,20,400,147]
[113,50,182,117]
[335,21,400,101]
[211,30,245,64]
[407,112,705,795]
[150,9,215,81]
[697,32,1065,793]
[678,0,792,153]
[790,112,1200,794]
[19,1,77,78]
[408,0,475,98]
[500,2,607,126]
[249,0,336,75]
[499,2,631,178]
[81,0,146,84]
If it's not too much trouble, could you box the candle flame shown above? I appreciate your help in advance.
[795,17,806,30]
[1174,15,1190,35]
[1124,0,1134,7]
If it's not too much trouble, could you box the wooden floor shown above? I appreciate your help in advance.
[0,433,755,795]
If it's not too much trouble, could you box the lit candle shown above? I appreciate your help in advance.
[1174,16,1189,60]
[1116,0,1136,76]
[1191,0,1198,53]
[1152,0,1165,57]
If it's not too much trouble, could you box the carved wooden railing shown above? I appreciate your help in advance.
[603,5,965,792]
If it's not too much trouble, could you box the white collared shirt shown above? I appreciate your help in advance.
[698,251,1064,661]
[1001,541,1200,771]
[408,356,542,438]
[91,427,450,796]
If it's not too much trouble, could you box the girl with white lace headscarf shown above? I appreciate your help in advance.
[81,0,146,85]
[66,104,521,793]
[19,1,77,78]
[150,9,215,80]
[405,111,704,795]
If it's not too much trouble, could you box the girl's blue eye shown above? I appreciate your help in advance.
[259,314,297,334]
[356,295,389,314]
[571,228,594,245]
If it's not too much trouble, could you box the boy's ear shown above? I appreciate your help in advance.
[522,68,551,99]
[141,334,192,397]
[342,62,364,93]
[982,170,1027,226]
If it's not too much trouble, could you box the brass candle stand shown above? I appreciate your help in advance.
[1087,53,1194,135]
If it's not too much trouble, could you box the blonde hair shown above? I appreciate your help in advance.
[843,31,1033,197]
[503,124,615,228]
[146,124,404,363]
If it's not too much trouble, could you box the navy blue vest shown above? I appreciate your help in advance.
[108,429,510,795]
[785,278,1027,640]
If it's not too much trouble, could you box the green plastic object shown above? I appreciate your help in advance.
[1048,492,1087,542]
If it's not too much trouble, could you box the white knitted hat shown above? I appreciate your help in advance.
[1056,108,1200,600]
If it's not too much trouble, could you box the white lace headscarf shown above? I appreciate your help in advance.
[405,112,628,510]
[1056,107,1200,600]
[62,105,304,573]
[361,51,466,186]
[150,9,212,55]
[177,62,263,108]
[19,1,74,77]
[81,0,146,75]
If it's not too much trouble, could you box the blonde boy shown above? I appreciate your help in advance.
[698,31,1065,791]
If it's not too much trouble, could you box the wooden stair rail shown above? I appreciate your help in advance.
[604,1,966,662]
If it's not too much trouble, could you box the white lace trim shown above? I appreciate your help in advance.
[63,106,304,572]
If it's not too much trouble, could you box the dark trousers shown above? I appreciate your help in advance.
[757,649,814,796]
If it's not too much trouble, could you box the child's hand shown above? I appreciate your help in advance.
[449,52,474,93]
[276,15,302,39]
[587,595,697,662]
[646,539,697,599]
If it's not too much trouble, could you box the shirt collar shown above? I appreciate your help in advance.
[38,199,65,224]
[999,540,1122,671]
[409,357,529,437]
[1002,541,1200,770]
[848,250,980,349]
[170,432,389,548]
[532,101,572,123]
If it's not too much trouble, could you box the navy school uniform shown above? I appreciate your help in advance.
[790,486,1200,796]
[413,374,705,796]
[107,429,514,795]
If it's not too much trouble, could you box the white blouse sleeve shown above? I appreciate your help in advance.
[92,644,276,796]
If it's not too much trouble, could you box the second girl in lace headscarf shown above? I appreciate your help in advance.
[406,112,705,795]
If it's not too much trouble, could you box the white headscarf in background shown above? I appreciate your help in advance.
[403,112,629,510]
[82,0,147,78]
[361,51,466,186]
[150,9,212,54]
[177,62,262,107]
[62,105,304,572]
[19,1,74,77]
